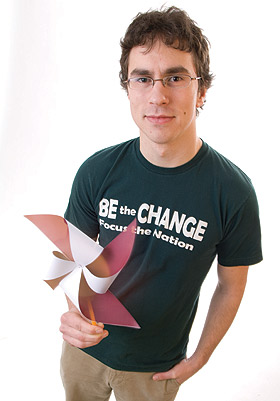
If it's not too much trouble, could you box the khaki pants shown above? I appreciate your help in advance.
[60,341,180,401]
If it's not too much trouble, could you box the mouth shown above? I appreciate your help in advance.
[145,115,175,124]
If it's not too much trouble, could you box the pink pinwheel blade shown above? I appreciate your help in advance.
[86,218,137,278]
[99,218,137,276]
[79,270,140,328]
[79,219,139,327]
[25,214,73,260]
[79,291,140,329]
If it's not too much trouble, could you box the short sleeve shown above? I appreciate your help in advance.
[64,159,99,239]
[217,187,263,267]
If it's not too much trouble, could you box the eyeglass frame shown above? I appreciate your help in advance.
[123,75,202,90]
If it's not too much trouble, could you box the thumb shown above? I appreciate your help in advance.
[153,368,174,381]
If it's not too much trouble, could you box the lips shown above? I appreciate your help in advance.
[145,115,175,124]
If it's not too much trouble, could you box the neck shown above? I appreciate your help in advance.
[139,134,202,168]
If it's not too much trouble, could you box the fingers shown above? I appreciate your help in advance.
[61,311,102,334]
[153,357,201,385]
[153,369,175,382]
[60,311,109,348]
[62,329,109,348]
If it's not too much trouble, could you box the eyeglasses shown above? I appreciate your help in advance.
[124,75,201,90]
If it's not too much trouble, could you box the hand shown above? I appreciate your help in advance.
[60,310,109,348]
[153,356,203,385]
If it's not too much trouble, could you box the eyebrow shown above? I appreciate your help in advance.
[165,66,192,75]
[129,66,192,77]
[130,68,152,77]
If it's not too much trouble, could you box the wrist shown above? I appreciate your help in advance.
[68,305,80,314]
[188,351,209,370]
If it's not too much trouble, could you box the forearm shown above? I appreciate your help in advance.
[153,265,248,384]
[192,268,248,367]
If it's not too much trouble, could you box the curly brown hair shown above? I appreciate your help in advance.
[119,6,214,114]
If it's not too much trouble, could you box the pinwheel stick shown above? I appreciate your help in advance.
[88,299,97,326]
[87,299,97,326]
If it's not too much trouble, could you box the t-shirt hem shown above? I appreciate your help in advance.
[81,348,183,372]
[218,254,263,267]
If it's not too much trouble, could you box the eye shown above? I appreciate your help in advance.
[136,77,151,84]
[128,77,152,90]
[167,75,184,83]
[165,75,191,88]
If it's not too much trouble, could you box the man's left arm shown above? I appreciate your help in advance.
[153,263,249,384]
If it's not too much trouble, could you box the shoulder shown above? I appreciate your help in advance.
[76,138,137,178]
[85,139,136,165]
[201,142,259,222]
[204,143,254,194]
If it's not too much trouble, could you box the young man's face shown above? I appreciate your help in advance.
[127,41,206,150]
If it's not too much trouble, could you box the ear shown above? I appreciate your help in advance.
[196,87,207,109]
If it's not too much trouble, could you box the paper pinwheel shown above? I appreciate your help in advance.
[25,214,140,329]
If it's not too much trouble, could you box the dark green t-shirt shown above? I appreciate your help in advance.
[64,138,262,372]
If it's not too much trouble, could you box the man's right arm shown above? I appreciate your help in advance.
[59,296,109,348]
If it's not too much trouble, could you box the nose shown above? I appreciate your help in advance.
[148,80,169,105]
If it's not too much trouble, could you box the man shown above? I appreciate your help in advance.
[59,6,262,401]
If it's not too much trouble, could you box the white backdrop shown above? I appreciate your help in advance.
[0,1,279,400]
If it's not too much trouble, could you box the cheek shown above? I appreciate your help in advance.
[129,93,140,109]
[130,95,146,118]
[129,99,144,128]
[130,100,139,116]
